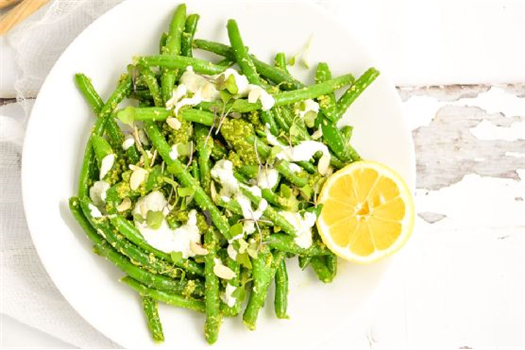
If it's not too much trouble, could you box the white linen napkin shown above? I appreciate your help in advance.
[1,0,123,347]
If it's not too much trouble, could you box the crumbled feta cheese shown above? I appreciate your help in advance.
[297,99,319,119]
[221,284,237,307]
[247,85,275,111]
[99,154,115,180]
[219,68,250,95]
[89,180,110,207]
[279,211,317,249]
[88,203,103,218]
[257,168,279,189]
[135,207,201,259]
[122,135,135,150]
[169,144,179,160]
[132,191,168,219]
[210,160,239,197]
[288,163,302,173]
[277,140,330,162]
[165,84,188,109]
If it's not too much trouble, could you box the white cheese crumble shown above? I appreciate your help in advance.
[122,135,135,150]
[99,154,115,180]
[132,191,168,219]
[88,203,103,218]
[257,168,279,189]
[219,68,250,95]
[247,85,275,111]
[288,163,302,173]
[135,204,201,259]
[221,284,237,307]
[89,180,110,207]
[210,160,239,197]
[280,211,317,249]
[277,140,330,162]
[169,144,179,160]
[168,66,220,114]
[297,99,319,119]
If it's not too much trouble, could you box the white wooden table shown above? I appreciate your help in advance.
[1,1,524,348]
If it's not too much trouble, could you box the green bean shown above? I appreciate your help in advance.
[77,74,132,198]
[141,296,164,343]
[79,200,186,279]
[216,58,235,67]
[274,52,288,72]
[340,125,353,143]
[69,196,104,245]
[220,253,242,317]
[193,39,303,90]
[117,106,215,126]
[137,55,226,76]
[161,4,186,102]
[93,237,204,296]
[195,125,212,194]
[137,65,163,108]
[274,259,289,319]
[239,187,296,236]
[181,14,200,57]
[203,229,221,344]
[274,74,354,106]
[265,234,331,256]
[159,32,167,54]
[334,67,380,121]
[314,63,357,162]
[110,215,204,276]
[143,121,233,240]
[243,250,285,330]
[295,161,317,174]
[326,254,338,279]
[75,73,142,165]
[227,19,260,84]
[310,256,334,283]
[298,256,312,270]
[261,109,279,136]
[315,63,338,122]
[91,135,113,164]
[121,276,205,313]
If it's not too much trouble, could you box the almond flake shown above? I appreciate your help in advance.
[318,155,331,176]
[213,260,236,280]
[130,167,148,191]
[166,117,182,130]
[117,197,132,212]
[190,242,209,255]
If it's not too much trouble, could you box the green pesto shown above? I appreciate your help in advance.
[162,116,193,145]
[219,118,258,165]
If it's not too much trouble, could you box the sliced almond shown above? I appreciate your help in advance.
[213,260,236,280]
[190,242,209,256]
[166,117,182,130]
[130,167,148,191]
[117,197,132,212]
[318,155,331,176]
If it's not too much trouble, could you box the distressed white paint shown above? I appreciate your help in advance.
[470,120,525,141]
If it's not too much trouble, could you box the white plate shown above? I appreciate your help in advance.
[22,1,415,348]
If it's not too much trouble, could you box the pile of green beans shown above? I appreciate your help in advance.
[69,3,379,344]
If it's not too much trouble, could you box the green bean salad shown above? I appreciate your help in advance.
[69,3,379,344]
